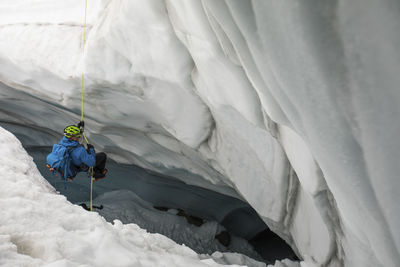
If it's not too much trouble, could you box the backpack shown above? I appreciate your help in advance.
[46,143,79,180]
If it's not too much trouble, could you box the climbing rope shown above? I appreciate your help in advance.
[89,167,94,211]
[81,0,87,123]
[80,0,94,212]
[81,0,90,145]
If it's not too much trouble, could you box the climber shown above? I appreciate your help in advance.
[47,122,108,181]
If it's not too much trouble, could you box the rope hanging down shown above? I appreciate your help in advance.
[81,0,89,144]
[81,0,87,121]
[80,0,94,212]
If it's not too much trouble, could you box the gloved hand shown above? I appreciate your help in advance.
[86,144,94,153]
[77,121,85,130]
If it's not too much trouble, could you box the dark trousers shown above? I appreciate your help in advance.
[94,152,107,177]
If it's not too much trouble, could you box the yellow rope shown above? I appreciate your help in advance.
[81,0,87,123]
[81,72,84,122]
[81,0,90,145]
[90,167,94,212]
[81,0,93,212]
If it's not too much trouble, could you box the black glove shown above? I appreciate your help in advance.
[77,121,85,130]
[86,144,94,152]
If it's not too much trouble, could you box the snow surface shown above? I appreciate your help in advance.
[0,126,303,267]
[0,0,400,266]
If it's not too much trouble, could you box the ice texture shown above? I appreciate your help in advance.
[0,1,399,266]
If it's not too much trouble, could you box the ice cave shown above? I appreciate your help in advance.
[1,1,400,267]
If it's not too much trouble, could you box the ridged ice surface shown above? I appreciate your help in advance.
[0,1,399,266]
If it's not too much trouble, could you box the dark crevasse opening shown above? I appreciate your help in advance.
[223,208,299,263]
[0,120,298,265]
[249,229,300,263]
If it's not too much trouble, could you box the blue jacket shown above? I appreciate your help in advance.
[59,137,96,168]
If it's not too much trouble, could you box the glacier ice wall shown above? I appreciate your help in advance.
[1,1,400,266]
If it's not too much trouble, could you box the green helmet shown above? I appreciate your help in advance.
[64,125,81,138]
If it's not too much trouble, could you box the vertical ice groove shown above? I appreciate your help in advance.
[203,0,290,127]
[164,0,217,150]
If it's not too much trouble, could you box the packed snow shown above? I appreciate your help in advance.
[1,0,400,267]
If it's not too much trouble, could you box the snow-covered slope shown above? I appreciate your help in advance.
[1,1,399,267]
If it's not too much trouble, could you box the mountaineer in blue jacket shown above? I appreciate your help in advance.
[59,123,107,180]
